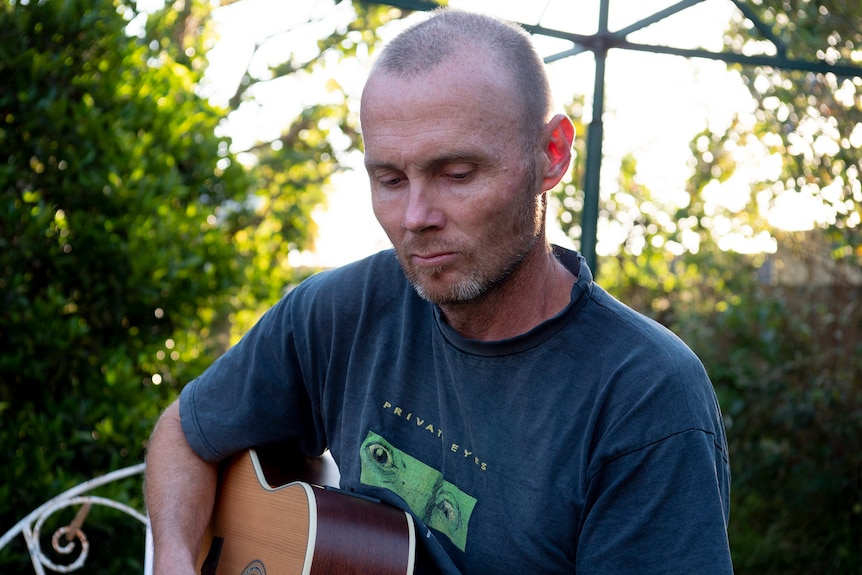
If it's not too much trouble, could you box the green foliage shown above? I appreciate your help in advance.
[704,3,862,571]
[703,277,862,574]
[0,0,255,569]
[723,0,862,266]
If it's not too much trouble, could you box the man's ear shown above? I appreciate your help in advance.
[541,114,575,192]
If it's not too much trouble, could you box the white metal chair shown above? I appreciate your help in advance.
[0,463,153,574]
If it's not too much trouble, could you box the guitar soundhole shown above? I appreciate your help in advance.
[241,559,266,575]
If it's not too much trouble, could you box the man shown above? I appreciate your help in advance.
[145,8,733,574]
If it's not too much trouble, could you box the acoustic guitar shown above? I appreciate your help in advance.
[197,447,417,575]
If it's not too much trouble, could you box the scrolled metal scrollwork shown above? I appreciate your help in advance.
[30,496,144,573]
[0,463,152,575]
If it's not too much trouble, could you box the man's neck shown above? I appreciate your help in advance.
[439,244,577,341]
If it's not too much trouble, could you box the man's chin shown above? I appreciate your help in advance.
[407,274,487,306]
[395,252,487,304]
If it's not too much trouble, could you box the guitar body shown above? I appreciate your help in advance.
[198,449,416,575]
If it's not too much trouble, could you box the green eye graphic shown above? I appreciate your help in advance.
[433,491,461,529]
[366,442,394,467]
[359,430,477,551]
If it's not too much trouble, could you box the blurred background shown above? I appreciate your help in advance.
[1,0,860,572]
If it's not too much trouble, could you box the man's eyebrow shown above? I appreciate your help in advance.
[365,151,486,171]
[364,159,397,171]
[427,152,484,167]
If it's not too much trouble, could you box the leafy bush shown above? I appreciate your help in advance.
[0,0,251,570]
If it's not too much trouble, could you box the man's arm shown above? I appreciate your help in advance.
[144,399,218,575]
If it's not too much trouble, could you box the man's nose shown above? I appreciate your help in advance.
[402,182,445,233]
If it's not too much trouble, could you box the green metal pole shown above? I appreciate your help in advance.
[580,0,609,273]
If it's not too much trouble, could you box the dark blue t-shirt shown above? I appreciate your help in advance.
[181,247,733,574]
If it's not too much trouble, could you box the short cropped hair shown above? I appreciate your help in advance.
[370,9,553,149]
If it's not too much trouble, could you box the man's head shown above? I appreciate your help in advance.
[360,9,573,307]
[368,9,553,154]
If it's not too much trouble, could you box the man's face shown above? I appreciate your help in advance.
[361,51,544,306]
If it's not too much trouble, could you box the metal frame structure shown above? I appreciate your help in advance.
[0,464,153,575]
[368,0,862,270]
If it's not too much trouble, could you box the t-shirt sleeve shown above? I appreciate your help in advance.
[179,293,325,463]
[572,290,733,573]
[576,428,733,574]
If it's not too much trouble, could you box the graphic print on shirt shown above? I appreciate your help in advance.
[360,430,477,551]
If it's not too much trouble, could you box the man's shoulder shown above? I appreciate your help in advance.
[578,283,714,406]
[586,284,691,353]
